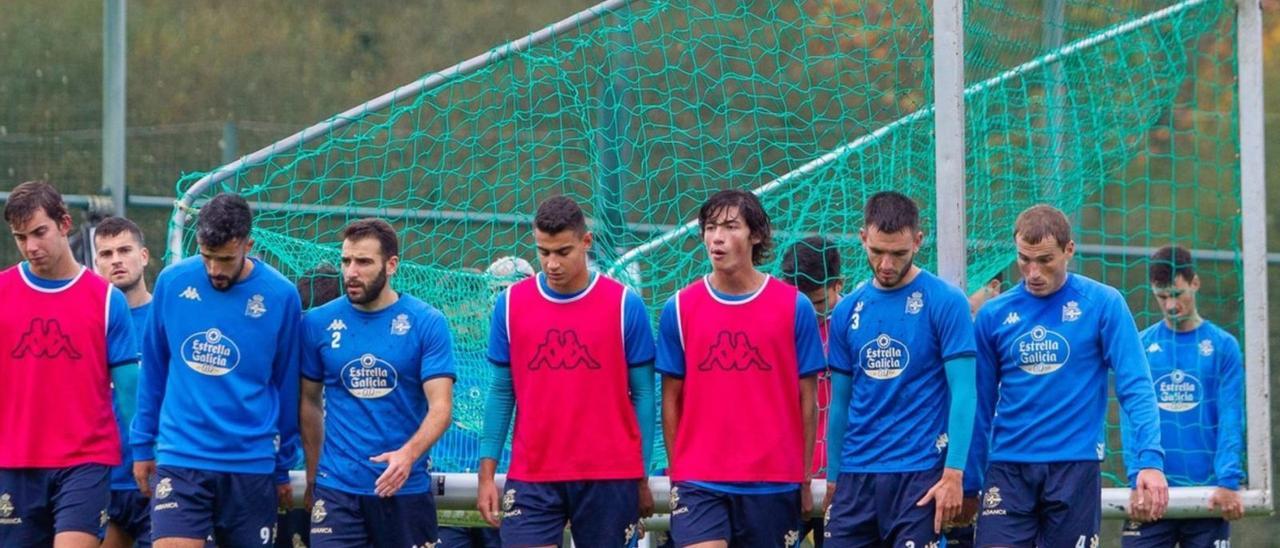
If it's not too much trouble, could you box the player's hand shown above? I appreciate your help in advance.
[638,478,655,518]
[370,448,414,498]
[277,482,293,510]
[916,468,963,533]
[822,479,836,512]
[304,482,316,510]
[1132,468,1169,521]
[800,479,814,517]
[1208,487,1244,521]
[949,496,979,528]
[477,477,501,527]
[133,460,156,497]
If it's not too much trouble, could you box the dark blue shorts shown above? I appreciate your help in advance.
[669,482,801,547]
[824,468,941,547]
[149,465,277,546]
[274,507,310,548]
[974,461,1101,548]
[438,525,501,548]
[943,523,975,548]
[500,478,640,547]
[1120,517,1229,548]
[0,464,110,546]
[108,488,151,546]
[309,484,438,548]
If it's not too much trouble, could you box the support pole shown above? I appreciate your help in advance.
[933,0,966,289]
[103,0,126,217]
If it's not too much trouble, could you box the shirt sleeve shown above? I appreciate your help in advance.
[1105,289,1164,474]
[967,307,999,495]
[826,297,856,375]
[272,290,304,484]
[934,286,977,362]
[131,273,170,461]
[106,287,139,367]
[299,314,324,382]
[419,309,458,382]
[486,290,511,366]
[1214,332,1245,489]
[794,295,825,377]
[623,289,657,366]
[654,296,685,377]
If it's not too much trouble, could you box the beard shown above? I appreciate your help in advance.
[115,271,144,294]
[346,266,389,305]
[207,259,246,291]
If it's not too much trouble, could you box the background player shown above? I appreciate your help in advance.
[780,236,843,547]
[131,193,302,547]
[657,189,824,547]
[93,216,155,548]
[1120,245,1244,547]
[476,196,656,547]
[1,181,138,548]
[971,204,1168,547]
[823,191,976,546]
[300,218,456,547]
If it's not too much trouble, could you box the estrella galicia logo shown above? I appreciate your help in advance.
[10,318,82,359]
[1013,325,1071,375]
[527,329,601,370]
[340,353,398,398]
[1155,369,1202,412]
[180,328,241,376]
[697,331,771,371]
[859,334,910,380]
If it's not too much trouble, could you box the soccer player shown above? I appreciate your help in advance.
[93,216,155,548]
[972,204,1168,547]
[299,218,456,547]
[131,193,301,547]
[780,236,843,547]
[657,189,824,547]
[1120,245,1243,547]
[823,191,976,546]
[0,181,138,548]
[476,196,656,547]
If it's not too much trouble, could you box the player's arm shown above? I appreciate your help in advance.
[299,378,324,507]
[822,297,856,510]
[271,292,305,509]
[1209,337,1245,520]
[654,297,686,474]
[132,275,171,496]
[622,290,659,472]
[478,291,514,526]
[794,296,824,516]
[919,290,976,530]
[106,287,142,431]
[961,307,1000,523]
[1104,291,1167,520]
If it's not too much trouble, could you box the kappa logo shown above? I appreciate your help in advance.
[935,433,949,453]
[670,486,687,515]
[697,331,771,371]
[155,477,173,500]
[311,500,327,523]
[1062,300,1082,322]
[10,318,82,359]
[180,286,201,301]
[1199,339,1214,357]
[905,291,924,315]
[527,329,602,370]
[391,313,411,336]
[0,493,13,518]
[100,509,109,527]
[1147,342,1162,353]
[502,489,516,512]
[1096,443,1106,460]
[1003,312,1021,325]
[784,529,800,547]
[326,319,347,331]
[245,294,267,318]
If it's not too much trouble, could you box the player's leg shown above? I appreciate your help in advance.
[566,479,641,546]
[498,479,569,548]
[1036,462,1101,548]
[884,468,943,548]
[46,464,110,548]
[210,472,277,547]
[799,513,825,547]
[668,482,732,548]
[943,523,976,548]
[973,462,1041,547]
[729,489,802,547]
[437,526,476,548]
[1175,518,1230,548]
[362,490,439,548]
[1119,518,1180,548]
[148,466,213,548]
[823,473,886,546]
[307,485,368,547]
[0,469,58,546]
[104,489,151,548]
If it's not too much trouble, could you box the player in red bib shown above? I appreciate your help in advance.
[657,189,825,547]
[476,196,656,547]
[1,181,139,547]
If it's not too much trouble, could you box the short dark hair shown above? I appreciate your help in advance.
[698,189,773,265]
[1150,245,1195,287]
[5,180,70,226]
[296,263,341,309]
[781,236,841,293]
[196,193,253,247]
[1013,204,1072,249]
[534,196,587,235]
[863,191,920,233]
[95,216,145,246]
[341,218,399,259]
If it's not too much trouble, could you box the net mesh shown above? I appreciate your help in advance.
[166,0,1242,486]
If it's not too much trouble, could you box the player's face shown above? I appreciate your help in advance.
[803,282,842,320]
[198,238,251,291]
[860,225,922,289]
[94,232,149,293]
[1016,234,1074,297]
[341,237,397,305]
[701,206,759,272]
[9,209,73,276]
[1152,275,1199,327]
[534,228,592,291]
